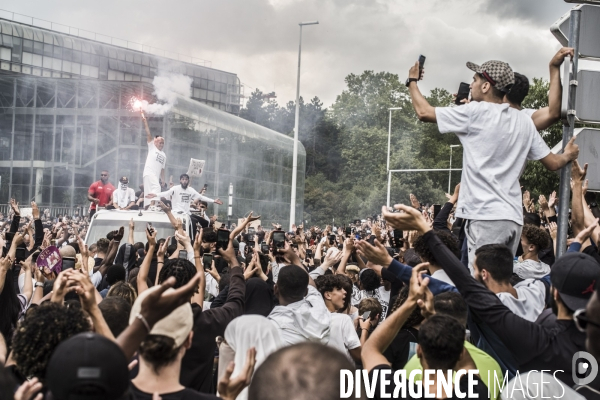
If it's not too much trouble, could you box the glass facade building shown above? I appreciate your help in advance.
[0,18,305,226]
[0,18,242,113]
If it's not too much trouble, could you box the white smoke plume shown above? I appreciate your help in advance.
[138,70,193,115]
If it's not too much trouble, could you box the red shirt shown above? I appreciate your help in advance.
[88,181,115,210]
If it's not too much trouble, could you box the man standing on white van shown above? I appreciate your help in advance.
[141,110,166,209]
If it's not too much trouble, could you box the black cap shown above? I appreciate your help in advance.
[119,176,128,184]
[47,333,129,400]
[551,253,600,311]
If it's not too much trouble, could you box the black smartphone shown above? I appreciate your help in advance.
[306,249,313,258]
[393,229,403,248]
[247,240,255,249]
[31,251,40,263]
[418,55,426,79]
[5,232,14,243]
[62,258,76,271]
[146,222,153,232]
[337,243,343,250]
[15,247,27,262]
[433,204,442,219]
[179,250,188,259]
[216,229,230,250]
[455,82,470,105]
[345,227,351,238]
[367,235,375,246]
[203,183,208,190]
[329,234,336,245]
[261,242,270,254]
[273,231,286,249]
[202,253,213,270]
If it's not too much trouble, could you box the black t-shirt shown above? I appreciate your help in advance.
[383,328,419,370]
[130,384,219,400]
[371,365,489,400]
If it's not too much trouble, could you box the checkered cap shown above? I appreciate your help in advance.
[467,60,514,92]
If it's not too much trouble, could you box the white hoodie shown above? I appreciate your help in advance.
[268,285,331,346]
[496,279,546,322]
[513,259,550,280]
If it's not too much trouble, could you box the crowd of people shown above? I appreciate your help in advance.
[1,45,600,400]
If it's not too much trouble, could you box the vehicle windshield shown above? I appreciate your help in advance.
[85,220,177,245]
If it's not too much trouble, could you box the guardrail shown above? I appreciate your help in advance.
[0,204,88,217]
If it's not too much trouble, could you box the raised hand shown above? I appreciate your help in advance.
[538,195,549,210]
[573,218,599,245]
[381,205,430,233]
[571,159,588,183]
[409,193,420,209]
[10,198,20,216]
[548,191,557,208]
[31,201,40,220]
[217,348,257,400]
[356,239,393,267]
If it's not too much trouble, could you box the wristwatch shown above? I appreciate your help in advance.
[405,78,418,87]
[35,282,44,288]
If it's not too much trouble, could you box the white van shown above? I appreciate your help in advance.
[85,209,193,245]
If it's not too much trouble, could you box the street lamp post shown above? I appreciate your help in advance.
[386,107,402,207]
[448,145,461,193]
[290,20,318,230]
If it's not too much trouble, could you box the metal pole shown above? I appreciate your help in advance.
[448,147,453,194]
[387,170,392,208]
[290,25,302,231]
[228,182,233,229]
[387,109,391,172]
[556,9,581,257]
[290,21,318,231]
[387,107,402,174]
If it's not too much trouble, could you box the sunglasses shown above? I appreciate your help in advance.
[574,309,600,332]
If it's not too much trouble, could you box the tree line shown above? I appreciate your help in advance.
[239,72,560,226]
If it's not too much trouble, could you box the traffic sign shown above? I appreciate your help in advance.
[552,4,600,59]
[551,128,600,191]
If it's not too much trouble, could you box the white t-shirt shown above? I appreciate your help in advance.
[496,278,546,322]
[435,102,550,224]
[327,313,361,362]
[155,185,214,215]
[354,286,391,322]
[143,141,166,178]
[521,108,536,118]
[113,185,136,208]
[431,269,455,286]
[205,272,219,299]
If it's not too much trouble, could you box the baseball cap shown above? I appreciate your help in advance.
[129,285,193,347]
[551,252,600,311]
[466,60,514,92]
[46,333,129,400]
[346,265,360,274]
[119,176,128,184]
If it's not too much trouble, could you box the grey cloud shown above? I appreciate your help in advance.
[480,0,573,26]
[0,0,575,107]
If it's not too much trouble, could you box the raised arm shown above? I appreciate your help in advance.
[141,110,152,143]
[407,61,436,123]
[192,230,206,308]
[138,228,157,295]
[31,203,44,252]
[383,204,554,366]
[530,47,574,131]
[128,218,135,245]
[229,212,260,240]
[9,199,20,233]
[362,264,430,371]
[539,136,579,171]
[570,160,587,237]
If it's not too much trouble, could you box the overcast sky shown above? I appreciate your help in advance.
[1,0,576,107]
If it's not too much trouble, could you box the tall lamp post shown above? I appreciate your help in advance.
[448,145,461,193]
[290,20,319,230]
[386,107,402,207]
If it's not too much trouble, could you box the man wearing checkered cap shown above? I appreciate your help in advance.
[405,58,578,273]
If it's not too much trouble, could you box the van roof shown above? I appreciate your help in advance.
[91,209,184,224]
